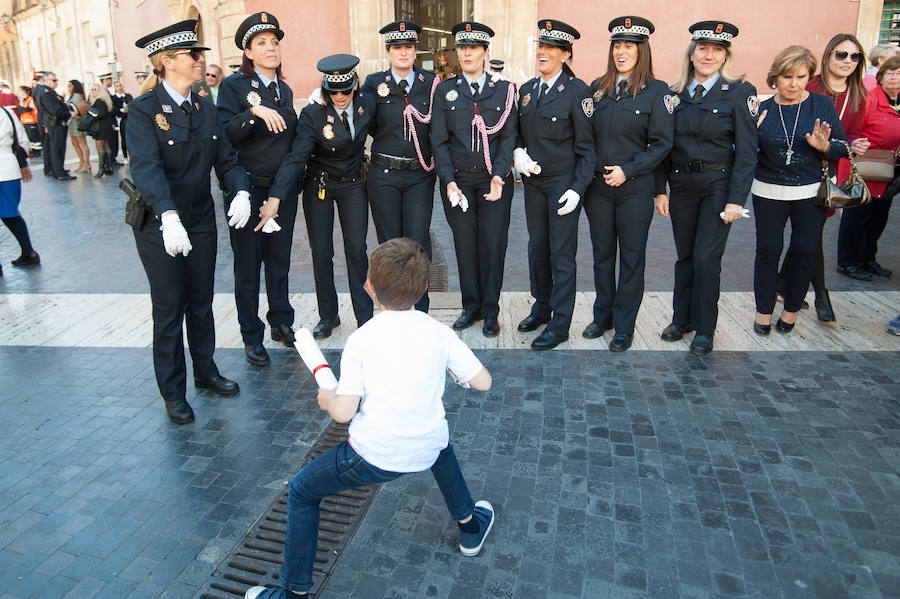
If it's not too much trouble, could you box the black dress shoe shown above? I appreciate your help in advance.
[836,265,872,280]
[452,310,483,331]
[271,324,296,347]
[689,333,714,356]
[482,316,500,337]
[864,262,892,278]
[165,398,195,424]
[54,174,76,181]
[518,313,551,332]
[11,252,40,267]
[194,375,240,395]
[814,291,835,322]
[608,333,633,352]
[313,317,340,339]
[660,323,693,342]
[775,318,795,334]
[531,329,568,351]
[245,344,270,366]
[582,320,613,339]
[753,322,771,336]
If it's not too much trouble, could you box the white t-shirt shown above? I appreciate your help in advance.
[337,310,484,473]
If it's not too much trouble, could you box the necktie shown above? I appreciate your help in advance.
[398,79,408,96]
[180,100,191,126]
[536,82,549,107]
[268,81,279,104]
[692,85,704,102]
[617,80,628,100]
[471,81,480,101]
[341,110,353,139]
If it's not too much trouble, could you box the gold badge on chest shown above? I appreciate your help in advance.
[247,91,262,107]
[322,123,335,140]
[377,82,390,97]
[154,113,170,131]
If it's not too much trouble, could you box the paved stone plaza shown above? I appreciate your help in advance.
[0,166,898,598]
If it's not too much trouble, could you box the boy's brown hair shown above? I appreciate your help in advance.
[368,238,430,310]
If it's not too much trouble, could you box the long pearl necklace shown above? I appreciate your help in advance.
[776,94,801,166]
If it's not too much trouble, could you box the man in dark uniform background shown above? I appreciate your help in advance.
[99,73,122,166]
[30,72,51,172]
[36,72,75,181]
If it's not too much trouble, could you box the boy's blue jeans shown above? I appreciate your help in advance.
[278,441,475,594]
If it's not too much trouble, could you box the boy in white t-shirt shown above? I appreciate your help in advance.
[246,238,495,599]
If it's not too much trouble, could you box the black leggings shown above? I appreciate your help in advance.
[777,228,826,297]
[2,216,34,255]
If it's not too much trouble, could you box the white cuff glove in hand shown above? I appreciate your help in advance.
[160,212,193,257]
[556,189,580,216]
[227,190,252,229]
[513,147,541,176]
[261,218,282,233]
[449,190,469,212]
[308,88,325,106]
[720,208,750,222]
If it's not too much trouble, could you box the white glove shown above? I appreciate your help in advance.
[556,189,580,216]
[720,208,750,222]
[261,218,282,233]
[160,211,192,257]
[449,190,469,212]
[227,190,251,229]
[308,87,325,105]
[513,147,541,176]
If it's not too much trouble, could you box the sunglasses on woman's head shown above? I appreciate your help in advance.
[327,89,352,96]
[172,49,203,61]
[833,51,863,63]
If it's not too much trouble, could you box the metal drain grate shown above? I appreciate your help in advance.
[428,230,448,293]
[193,421,379,599]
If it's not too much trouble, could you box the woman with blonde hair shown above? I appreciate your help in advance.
[87,82,116,177]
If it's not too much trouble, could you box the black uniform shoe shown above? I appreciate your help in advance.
[517,313,551,332]
[313,317,340,339]
[814,291,835,322]
[194,375,240,395]
[608,333,633,352]
[453,310,483,330]
[582,320,613,339]
[753,322,771,336]
[689,333,714,356]
[531,329,568,351]
[836,265,872,280]
[54,174,76,181]
[245,344,270,366]
[775,318,794,334]
[165,398,195,424]
[482,316,500,337]
[864,262,892,278]
[660,323,693,341]
[11,252,40,267]
[271,324,296,347]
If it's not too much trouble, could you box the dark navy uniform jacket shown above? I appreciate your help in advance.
[269,98,374,200]
[360,67,436,160]
[517,73,596,196]
[590,78,673,194]
[36,86,70,126]
[431,75,518,182]
[657,79,758,206]
[216,71,298,180]
[127,85,249,232]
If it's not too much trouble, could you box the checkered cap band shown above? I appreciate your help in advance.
[242,23,277,48]
[385,30,418,42]
[455,30,491,44]
[540,29,576,44]
[611,25,650,37]
[323,69,357,84]
[692,29,734,42]
[145,31,199,55]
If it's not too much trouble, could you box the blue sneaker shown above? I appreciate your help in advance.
[459,500,495,556]
[888,314,900,336]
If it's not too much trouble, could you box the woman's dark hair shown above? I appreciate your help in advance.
[19,85,30,95]
[593,40,654,99]
[321,81,361,106]
[820,33,866,113]
[240,53,285,80]
[68,79,85,100]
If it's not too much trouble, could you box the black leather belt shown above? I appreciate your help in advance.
[454,166,489,175]
[315,170,362,184]
[372,152,421,170]
[247,173,274,187]
[673,160,732,173]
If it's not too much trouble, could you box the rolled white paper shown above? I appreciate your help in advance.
[295,328,338,389]
[720,208,750,221]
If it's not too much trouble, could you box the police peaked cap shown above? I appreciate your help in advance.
[235,12,285,50]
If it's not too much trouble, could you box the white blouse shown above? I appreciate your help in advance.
[0,106,29,182]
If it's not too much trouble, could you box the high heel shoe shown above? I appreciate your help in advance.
[753,322,771,336]
[814,291,835,322]
[775,318,795,334]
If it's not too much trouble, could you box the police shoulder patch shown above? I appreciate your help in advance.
[581,98,594,117]
[747,95,759,117]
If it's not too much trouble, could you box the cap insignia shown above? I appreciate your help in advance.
[465,23,472,32]
[261,13,268,23]
[625,18,632,28]
[545,21,552,30]
[715,23,723,34]
[399,22,405,32]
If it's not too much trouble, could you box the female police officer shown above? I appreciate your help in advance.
[431,21,518,337]
[217,12,299,367]
[655,21,758,356]
[267,55,374,339]
[515,19,595,351]
[361,21,439,313]
[129,20,250,424]
[583,16,673,352]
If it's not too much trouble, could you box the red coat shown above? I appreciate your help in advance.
[857,85,900,198]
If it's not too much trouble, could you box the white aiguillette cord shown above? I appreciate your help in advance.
[777,94,801,166]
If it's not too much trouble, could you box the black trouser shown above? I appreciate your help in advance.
[753,195,827,314]
[440,171,513,317]
[47,124,67,176]
[837,197,894,267]
[667,170,733,336]
[778,229,826,296]
[523,174,580,336]
[120,118,128,159]
[367,166,435,312]
[228,184,297,346]
[2,216,34,255]
[40,124,52,173]
[133,223,219,402]
[584,178,654,336]
[110,124,120,161]
[303,176,373,325]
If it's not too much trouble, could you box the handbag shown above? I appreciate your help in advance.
[1,107,29,168]
[815,140,872,209]
[855,148,897,183]
[77,107,101,137]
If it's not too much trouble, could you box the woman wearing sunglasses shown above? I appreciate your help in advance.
[216,12,299,367]
[128,21,250,424]
[268,54,374,339]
